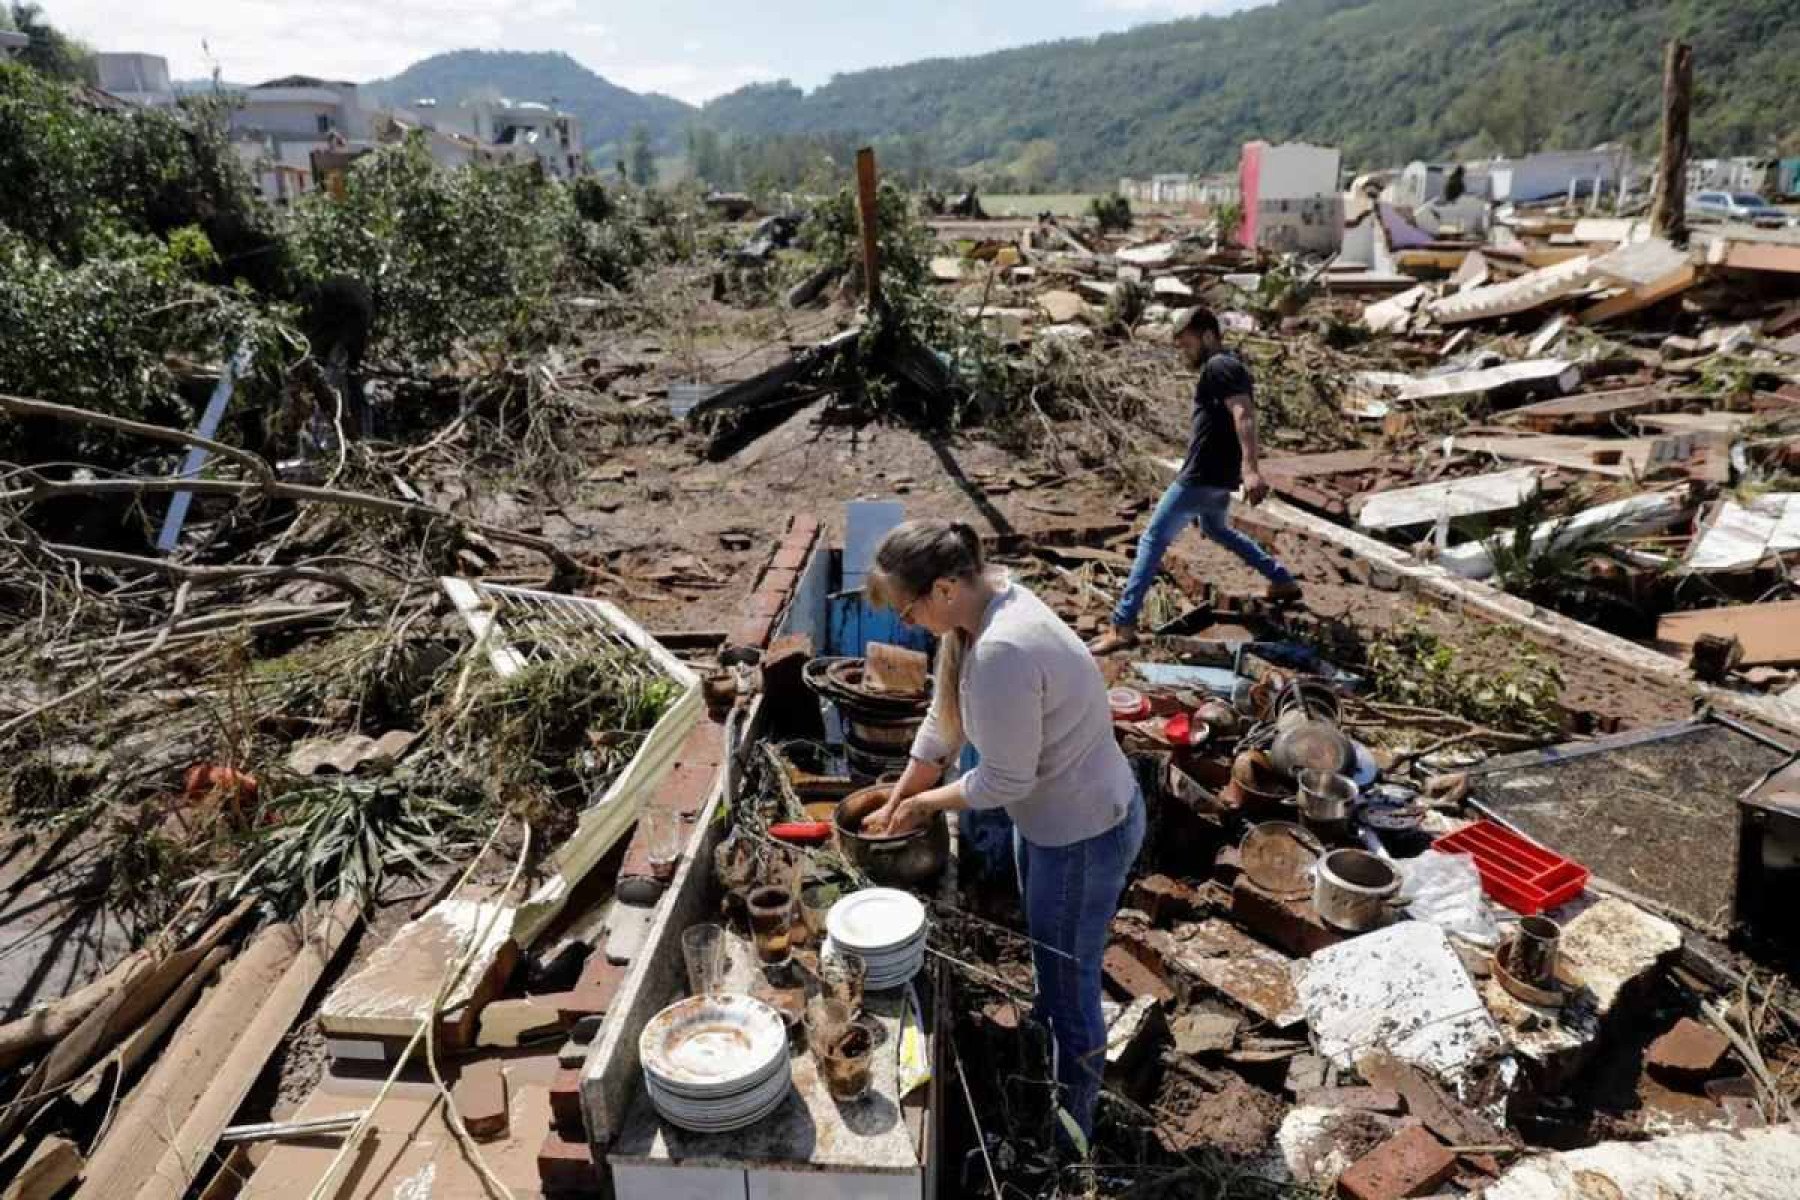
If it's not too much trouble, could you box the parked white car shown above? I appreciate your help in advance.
[1688,191,1790,228]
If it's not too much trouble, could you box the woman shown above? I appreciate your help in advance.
[863,520,1144,1143]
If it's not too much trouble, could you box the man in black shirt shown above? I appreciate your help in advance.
[1090,306,1300,655]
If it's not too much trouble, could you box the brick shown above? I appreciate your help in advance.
[452,1058,509,1141]
[1126,874,1206,925]
[1102,943,1174,1005]
[747,590,786,620]
[549,1063,585,1136]
[1231,877,1348,957]
[787,514,822,541]
[728,616,772,650]
[1338,1125,1456,1200]
[548,954,627,1024]
[760,567,800,596]
[537,1127,597,1193]
[1294,1086,1404,1115]
[770,542,811,573]
[1647,1018,1731,1083]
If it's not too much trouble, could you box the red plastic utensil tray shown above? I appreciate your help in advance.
[1432,819,1589,915]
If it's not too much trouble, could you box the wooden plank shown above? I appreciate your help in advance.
[3,1136,82,1200]
[1657,602,1800,668]
[1356,467,1541,531]
[71,944,231,1109]
[133,897,361,1200]
[318,897,515,1046]
[856,147,882,309]
[73,925,301,1200]
[1453,433,1661,478]
[1577,263,1697,325]
[1501,387,1680,434]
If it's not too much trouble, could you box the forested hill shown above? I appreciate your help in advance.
[363,50,692,155]
[698,0,1800,186]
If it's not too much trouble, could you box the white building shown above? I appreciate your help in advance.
[0,29,30,58]
[1239,140,1343,253]
[229,76,374,202]
[92,52,176,107]
[417,96,587,180]
[1117,172,1238,208]
[1488,147,1629,204]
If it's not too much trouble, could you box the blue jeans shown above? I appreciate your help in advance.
[1013,789,1146,1142]
[1112,480,1293,628]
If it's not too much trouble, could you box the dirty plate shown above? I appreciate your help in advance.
[639,994,788,1097]
[826,888,927,954]
[1240,821,1323,899]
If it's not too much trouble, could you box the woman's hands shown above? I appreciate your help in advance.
[864,794,930,837]
[864,758,943,836]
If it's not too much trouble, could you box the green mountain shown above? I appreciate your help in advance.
[698,0,1800,186]
[362,50,693,158]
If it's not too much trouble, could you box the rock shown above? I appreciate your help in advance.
[1036,289,1090,323]
[1484,1125,1800,1199]
[603,899,657,964]
[1171,1007,1241,1056]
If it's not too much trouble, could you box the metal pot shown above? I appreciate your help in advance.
[1296,769,1358,841]
[833,785,949,886]
[1312,848,1401,932]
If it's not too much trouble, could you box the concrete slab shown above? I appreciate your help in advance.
[1297,922,1509,1098]
[1484,1124,1800,1199]
[1168,919,1304,1026]
[317,898,517,1047]
[1272,1106,1406,1191]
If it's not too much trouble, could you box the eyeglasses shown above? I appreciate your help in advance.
[897,583,935,626]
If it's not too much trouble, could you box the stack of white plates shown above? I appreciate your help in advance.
[638,994,791,1133]
[825,887,928,990]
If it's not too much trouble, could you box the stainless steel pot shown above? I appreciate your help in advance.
[1296,769,1357,841]
[833,785,949,886]
[1312,848,1401,932]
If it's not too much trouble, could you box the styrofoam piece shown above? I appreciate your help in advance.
[1684,493,1800,573]
[1295,921,1509,1093]
[1357,467,1541,532]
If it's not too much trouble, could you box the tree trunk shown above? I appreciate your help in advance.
[1651,40,1693,244]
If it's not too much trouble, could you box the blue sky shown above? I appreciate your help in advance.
[48,0,1272,103]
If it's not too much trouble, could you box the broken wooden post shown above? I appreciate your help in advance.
[855,146,883,311]
[1650,40,1693,244]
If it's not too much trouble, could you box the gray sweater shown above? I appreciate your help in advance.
[911,582,1137,847]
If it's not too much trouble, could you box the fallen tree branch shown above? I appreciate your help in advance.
[0,581,193,741]
[0,392,275,486]
[29,541,373,603]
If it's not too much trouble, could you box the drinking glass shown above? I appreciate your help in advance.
[643,811,681,882]
[747,885,794,965]
[681,923,728,996]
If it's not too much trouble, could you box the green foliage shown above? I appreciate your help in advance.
[0,226,286,465]
[286,140,638,361]
[7,2,90,83]
[1089,193,1132,233]
[699,0,1800,181]
[1468,490,1651,629]
[0,64,286,286]
[1367,618,1564,736]
[628,124,657,187]
[571,175,616,222]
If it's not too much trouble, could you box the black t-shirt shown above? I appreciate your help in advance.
[1176,350,1252,488]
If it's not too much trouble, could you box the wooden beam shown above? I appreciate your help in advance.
[2,1137,82,1200]
[1650,41,1693,243]
[856,146,883,311]
[131,897,361,1200]
[72,925,301,1200]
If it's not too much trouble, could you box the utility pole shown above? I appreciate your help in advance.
[855,146,882,312]
[1651,40,1693,244]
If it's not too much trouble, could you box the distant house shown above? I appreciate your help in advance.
[92,52,176,107]
[0,29,28,58]
[1689,156,1778,197]
[1116,172,1237,208]
[229,76,374,202]
[415,96,588,180]
[1488,147,1630,204]
[1239,141,1342,253]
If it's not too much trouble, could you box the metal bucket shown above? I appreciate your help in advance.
[1313,848,1401,932]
